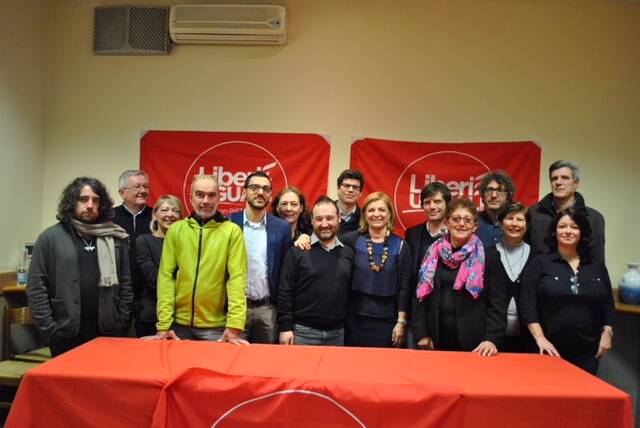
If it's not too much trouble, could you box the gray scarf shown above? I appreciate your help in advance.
[70,219,129,287]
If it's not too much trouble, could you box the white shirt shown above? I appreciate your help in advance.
[310,233,344,252]
[242,211,269,300]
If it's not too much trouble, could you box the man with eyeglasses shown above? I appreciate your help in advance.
[476,171,516,249]
[336,169,365,237]
[114,169,153,336]
[229,172,292,343]
[528,160,605,262]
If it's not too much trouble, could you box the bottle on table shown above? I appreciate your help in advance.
[17,247,29,286]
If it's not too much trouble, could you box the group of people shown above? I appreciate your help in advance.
[25,160,614,375]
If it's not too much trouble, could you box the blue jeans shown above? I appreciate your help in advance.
[294,324,344,346]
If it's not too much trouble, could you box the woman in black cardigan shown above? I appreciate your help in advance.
[412,198,507,356]
[485,202,537,353]
[135,195,184,337]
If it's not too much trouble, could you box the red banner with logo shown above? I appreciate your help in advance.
[140,131,330,216]
[350,138,541,234]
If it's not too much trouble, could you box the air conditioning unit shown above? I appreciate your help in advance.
[169,4,287,46]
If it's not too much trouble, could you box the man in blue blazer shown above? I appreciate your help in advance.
[229,172,292,344]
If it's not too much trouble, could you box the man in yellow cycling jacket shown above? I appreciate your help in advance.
[156,175,248,343]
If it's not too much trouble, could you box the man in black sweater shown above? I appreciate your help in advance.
[278,196,355,346]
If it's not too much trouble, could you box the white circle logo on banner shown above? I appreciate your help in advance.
[211,389,367,427]
[393,151,491,231]
[182,141,288,216]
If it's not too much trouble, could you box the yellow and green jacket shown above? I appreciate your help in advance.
[156,212,248,331]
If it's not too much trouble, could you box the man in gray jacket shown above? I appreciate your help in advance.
[27,177,133,356]
[529,160,605,262]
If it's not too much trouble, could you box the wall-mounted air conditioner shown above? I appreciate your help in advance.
[169,4,287,46]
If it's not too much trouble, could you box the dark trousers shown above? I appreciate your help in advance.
[49,321,100,357]
[135,321,157,338]
[437,323,464,351]
[566,352,599,375]
[49,321,126,357]
[345,313,396,348]
[502,335,526,353]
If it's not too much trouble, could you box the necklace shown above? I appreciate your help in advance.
[81,236,96,252]
[502,242,525,280]
[366,232,390,272]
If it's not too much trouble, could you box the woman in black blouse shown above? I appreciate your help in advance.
[135,195,184,337]
[520,209,614,374]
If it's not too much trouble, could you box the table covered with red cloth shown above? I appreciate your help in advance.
[5,337,633,427]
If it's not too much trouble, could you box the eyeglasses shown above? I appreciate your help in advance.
[570,275,580,295]
[483,187,507,195]
[449,216,475,225]
[340,183,361,191]
[247,184,272,193]
[124,184,149,191]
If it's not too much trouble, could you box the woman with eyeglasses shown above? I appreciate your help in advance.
[412,198,507,356]
[520,209,614,374]
[272,186,312,240]
[342,192,412,348]
[135,195,184,337]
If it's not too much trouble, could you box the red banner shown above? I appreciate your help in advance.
[151,368,464,428]
[140,131,330,216]
[350,139,541,234]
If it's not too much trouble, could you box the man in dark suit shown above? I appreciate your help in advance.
[404,182,451,349]
[405,182,452,279]
[229,172,292,343]
[335,169,365,237]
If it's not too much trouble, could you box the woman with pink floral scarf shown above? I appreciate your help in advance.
[411,198,508,356]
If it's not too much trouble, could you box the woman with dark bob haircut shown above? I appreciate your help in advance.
[520,208,614,374]
[486,202,537,353]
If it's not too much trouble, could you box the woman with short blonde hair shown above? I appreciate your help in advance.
[342,191,412,348]
[136,195,184,337]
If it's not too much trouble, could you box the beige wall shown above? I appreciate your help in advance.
[0,0,47,271]
[3,0,640,281]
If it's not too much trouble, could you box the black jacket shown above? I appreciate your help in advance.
[411,247,508,350]
[338,205,361,237]
[528,192,605,262]
[114,204,152,298]
[405,223,442,285]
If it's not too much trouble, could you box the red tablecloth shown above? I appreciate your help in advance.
[5,337,634,427]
